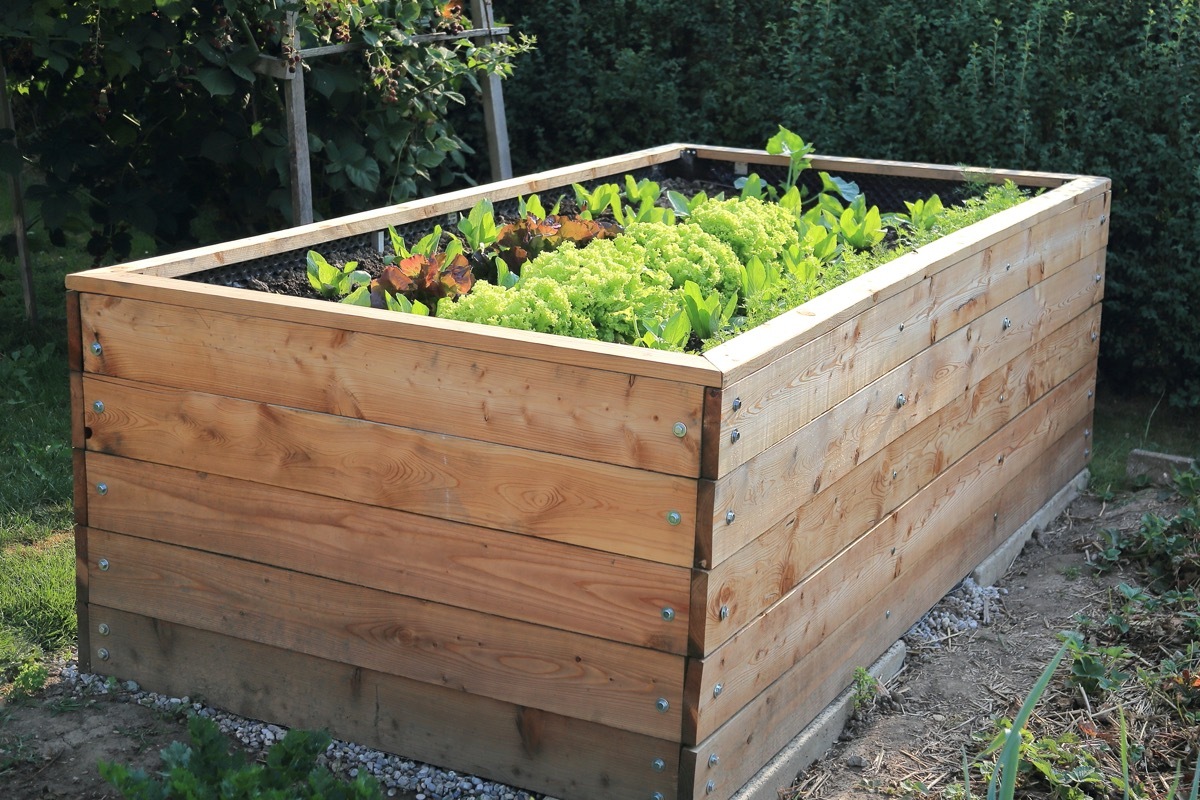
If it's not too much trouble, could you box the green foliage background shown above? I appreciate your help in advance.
[490,0,1200,408]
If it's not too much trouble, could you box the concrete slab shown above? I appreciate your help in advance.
[1126,449,1197,487]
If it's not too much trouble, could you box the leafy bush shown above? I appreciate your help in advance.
[492,0,1200,407]
[1,0,532,261]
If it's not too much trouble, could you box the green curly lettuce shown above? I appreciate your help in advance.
[688,196,801,268]
[622,221,742,297]
[437,278,597,340]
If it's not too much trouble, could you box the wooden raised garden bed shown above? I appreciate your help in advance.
[66,144,1110,800]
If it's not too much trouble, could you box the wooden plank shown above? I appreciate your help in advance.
[74,525,90,673]
[703,177,1109,384]
[87,530,685,740]
[85,452,690,653]
[67,272,721,388]
[82,375,698,567]
[66,291,82,372]
[681,417,1092,800]
[709,254,1103,563]
[695,306,1100,651]
[686,363,1095,743]
[67,144,686,281]
[713,195,1109,475]
[79,295,704,477]
[685,145,1086,187]
[89,606,678,800]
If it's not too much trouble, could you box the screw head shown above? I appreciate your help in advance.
[1084,428,1091,438]
[1091,332,1098,342]
[1094,273,1103,283]
[90,342,103,356]
[999,394,1006,402]
[97,648,110,661]
[98,623,110,636]
[666,511,682,526]
[1088,389,1094,399]
[886,610,891,619]
[98,558,110,571]
[1005,262,1012,271]
[998,455,1005,464]
[673,422,687,438]
[725,510,736,524]
[994,512,999,521]
[731,397,742,412]
[898,322,904,331]
[1002,317,1012,330]
[892,470,898,479]
[730,428,741,444]
[1100,214,1108,223]
[655,697,670,713]
[661,607,675,622]
[653,794,665,800]
[707,780,716,793]
[1085,448,1091,458]
[709,753,720,767]
[719,605,729,621]
[713,682,724,697]
[896,393,907,408]
[651,758,666,772]
[92,400,105,414]
[96,482,108,495]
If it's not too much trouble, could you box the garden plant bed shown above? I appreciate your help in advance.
[65,144,1110,800]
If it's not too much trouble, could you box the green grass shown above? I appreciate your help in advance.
[1090,377,1200,494]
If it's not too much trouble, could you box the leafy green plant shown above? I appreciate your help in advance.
[573,182,624,222]
[765,125,815,193]
[633,312,692,351]
[680,280,739,340]
[5,658,47,701]
[895,194,947,235]
[1060,632,1130,698]
[306,252,371,299]
[829,196,886,251]
[458,199,500,253]
[851,666,879,712]
[99,714,383,799]
[666,189,713,218]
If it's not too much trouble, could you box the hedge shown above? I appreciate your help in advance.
[490,0,1200,408]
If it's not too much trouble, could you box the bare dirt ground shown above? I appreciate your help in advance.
[0,487,1184,800]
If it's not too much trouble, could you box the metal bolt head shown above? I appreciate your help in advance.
[90,342,103,356]
[706,780,716,794]
[719,605,729,621]
[731,397,742,412]
[1091,331,1098,342]
[896,393,907,408]
[661,607,675,622]
[97,648,110,661]
[898,322,904,331]
[652,794,665,800]
[655,697,670,713]
[730,428,741,444]
[709,753,720,767]
[1002,317,1012,330]
[651,758,666,773]
[1084,428,1091,438]
[713,682,724,697]
[92,400,105,414]
[96,482,108,496]
[1085,448,1091,458]
[1094,273,1103,283]
[1088,389,1094,399]
[1100,214,1108,223]
[886,610,891,619]
[999,394,1006,402]
[892,470,898,479]
[725,509,736,524]
[672,422,687,438]
[666,511,682,526]
[994,512,999,521]
[98,558,109,571]
[1005,262,1012,271]
[98,623,110,636]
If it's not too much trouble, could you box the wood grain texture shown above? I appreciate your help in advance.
[714,195,1109,475]
[687,361,1095,743]
[67,271,721,387]
[680,419,1092,800]
[87,531,684,739]
[79,294,704,476]
[82,375,698,566]
[88,606,679,800]
[695,307,1100,652]
[709,254,1103,564]
[686,145,1086,187]
[703,178,1109,385]
[85,452,689,653]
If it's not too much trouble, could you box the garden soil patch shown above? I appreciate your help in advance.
[1,487,1182,799]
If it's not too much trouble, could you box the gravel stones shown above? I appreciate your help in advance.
[904,576,1004,646]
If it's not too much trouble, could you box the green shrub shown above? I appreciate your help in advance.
[493,0,1200,407]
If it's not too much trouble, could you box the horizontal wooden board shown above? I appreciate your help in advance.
[681,418,1092,800]
[87,530,684,740]
[82,375,698,567]
[81,144,687,280]
[706,254,1103,565]
[79,294,704,477]
[692,305,1100,652]
[686,363,1094,743]
[713,193,1109,475]
[87,606,679,800]
[704,178,1109,385]
[686,145,1085,188]
[86,452,690,653]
